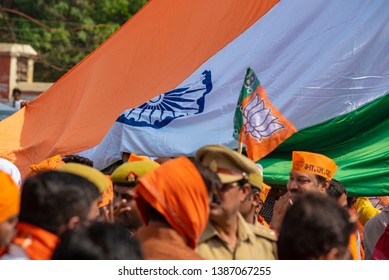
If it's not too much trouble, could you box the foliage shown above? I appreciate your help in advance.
[0,0,148,82]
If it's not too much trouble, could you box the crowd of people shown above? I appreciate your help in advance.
[0,145,388,260]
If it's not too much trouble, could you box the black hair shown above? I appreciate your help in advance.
[327,178,347,200]
[62,154,94,167]
[19,171,100,235]
[52,222,143,260]
[278,192,355,260]
[12,88,21,98]
[315,175,327,184]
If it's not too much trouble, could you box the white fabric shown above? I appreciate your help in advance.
[0,158,21,186]
[0,244,29,260]
[80,0,389,170]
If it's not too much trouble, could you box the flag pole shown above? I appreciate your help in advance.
[238,141,243,154]
[238,128,244,154]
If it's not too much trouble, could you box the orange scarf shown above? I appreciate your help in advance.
[29,155,65,173]
[135,157,209,248]
[11,222,59,260]
[348,208,364,260]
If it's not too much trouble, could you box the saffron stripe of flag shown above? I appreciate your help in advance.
[0,0,279,177]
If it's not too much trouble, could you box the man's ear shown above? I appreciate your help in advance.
[66,216,80,230]
[252,192,261,207]
[319,180,330,193]
[239,183,252,202]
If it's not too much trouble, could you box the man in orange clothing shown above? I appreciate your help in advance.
[0,171,20,253]
[1,171,100,260]
[271,151,338,232]
[272,151,360,260]
[134,157,220,260]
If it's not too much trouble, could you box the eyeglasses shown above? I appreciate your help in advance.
[219,181,241,192]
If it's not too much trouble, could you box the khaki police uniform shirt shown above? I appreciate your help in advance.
[196,213,278,260]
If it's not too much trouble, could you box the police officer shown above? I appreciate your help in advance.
[110,160,160,235]
[195,145,277,260]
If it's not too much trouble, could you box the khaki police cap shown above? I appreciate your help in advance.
[195,145,261,185]
[111,161,160,185]
[248,171,263,191]
[58,163,109,193]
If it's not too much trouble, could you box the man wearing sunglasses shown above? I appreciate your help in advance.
[195,145,277,260]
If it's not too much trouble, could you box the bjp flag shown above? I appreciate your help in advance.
[233,68,297,161]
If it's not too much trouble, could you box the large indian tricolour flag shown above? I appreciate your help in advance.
[0,0,388,196]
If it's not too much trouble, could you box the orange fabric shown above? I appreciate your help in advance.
[0,171,20,223]
[292,151,338,180]
[12,222,59,260]
[29,155,65,173]
[348,232,359,260]
[241,83,297,161]
[348,208,363,260]
[0,0,280,178]
[135,156,209,248]
[98,175,114,208]
[128,153,153,163]
[378,196,389,207]
[136,226,203,260]
[355,215,365,260]
[257,215,270,228]
[260,183,271,203]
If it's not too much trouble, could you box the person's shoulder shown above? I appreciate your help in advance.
[249,223,278,242]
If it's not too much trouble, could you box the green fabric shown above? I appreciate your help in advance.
[260,94,389,196]
[233,67,260,141]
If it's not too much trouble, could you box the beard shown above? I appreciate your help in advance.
[116,210,143,232]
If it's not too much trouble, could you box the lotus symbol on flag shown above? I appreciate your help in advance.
[117,70,212,129]
[243,94,284,141]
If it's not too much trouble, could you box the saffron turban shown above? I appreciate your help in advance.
[135,156,209,248]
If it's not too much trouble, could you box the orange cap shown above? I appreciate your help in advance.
[0,171,20,222]
[128,153,153,163]
[292,151,338,180]
[260,183,272,203]
[29,155,65,173]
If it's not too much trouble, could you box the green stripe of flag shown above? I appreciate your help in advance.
[261,94,389,196]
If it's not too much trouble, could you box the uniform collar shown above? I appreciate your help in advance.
[199,213,256,244]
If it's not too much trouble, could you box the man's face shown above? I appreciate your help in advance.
[287,171,324,203]
[210,181,249,223]
[0,215,18,248]
[337,193,348,208]
[239,193,254,218]
[87,197,101,222]
[113,185,143,230]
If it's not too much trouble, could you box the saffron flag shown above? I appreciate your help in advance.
[233,68,296,161]
[0,0,388,196]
